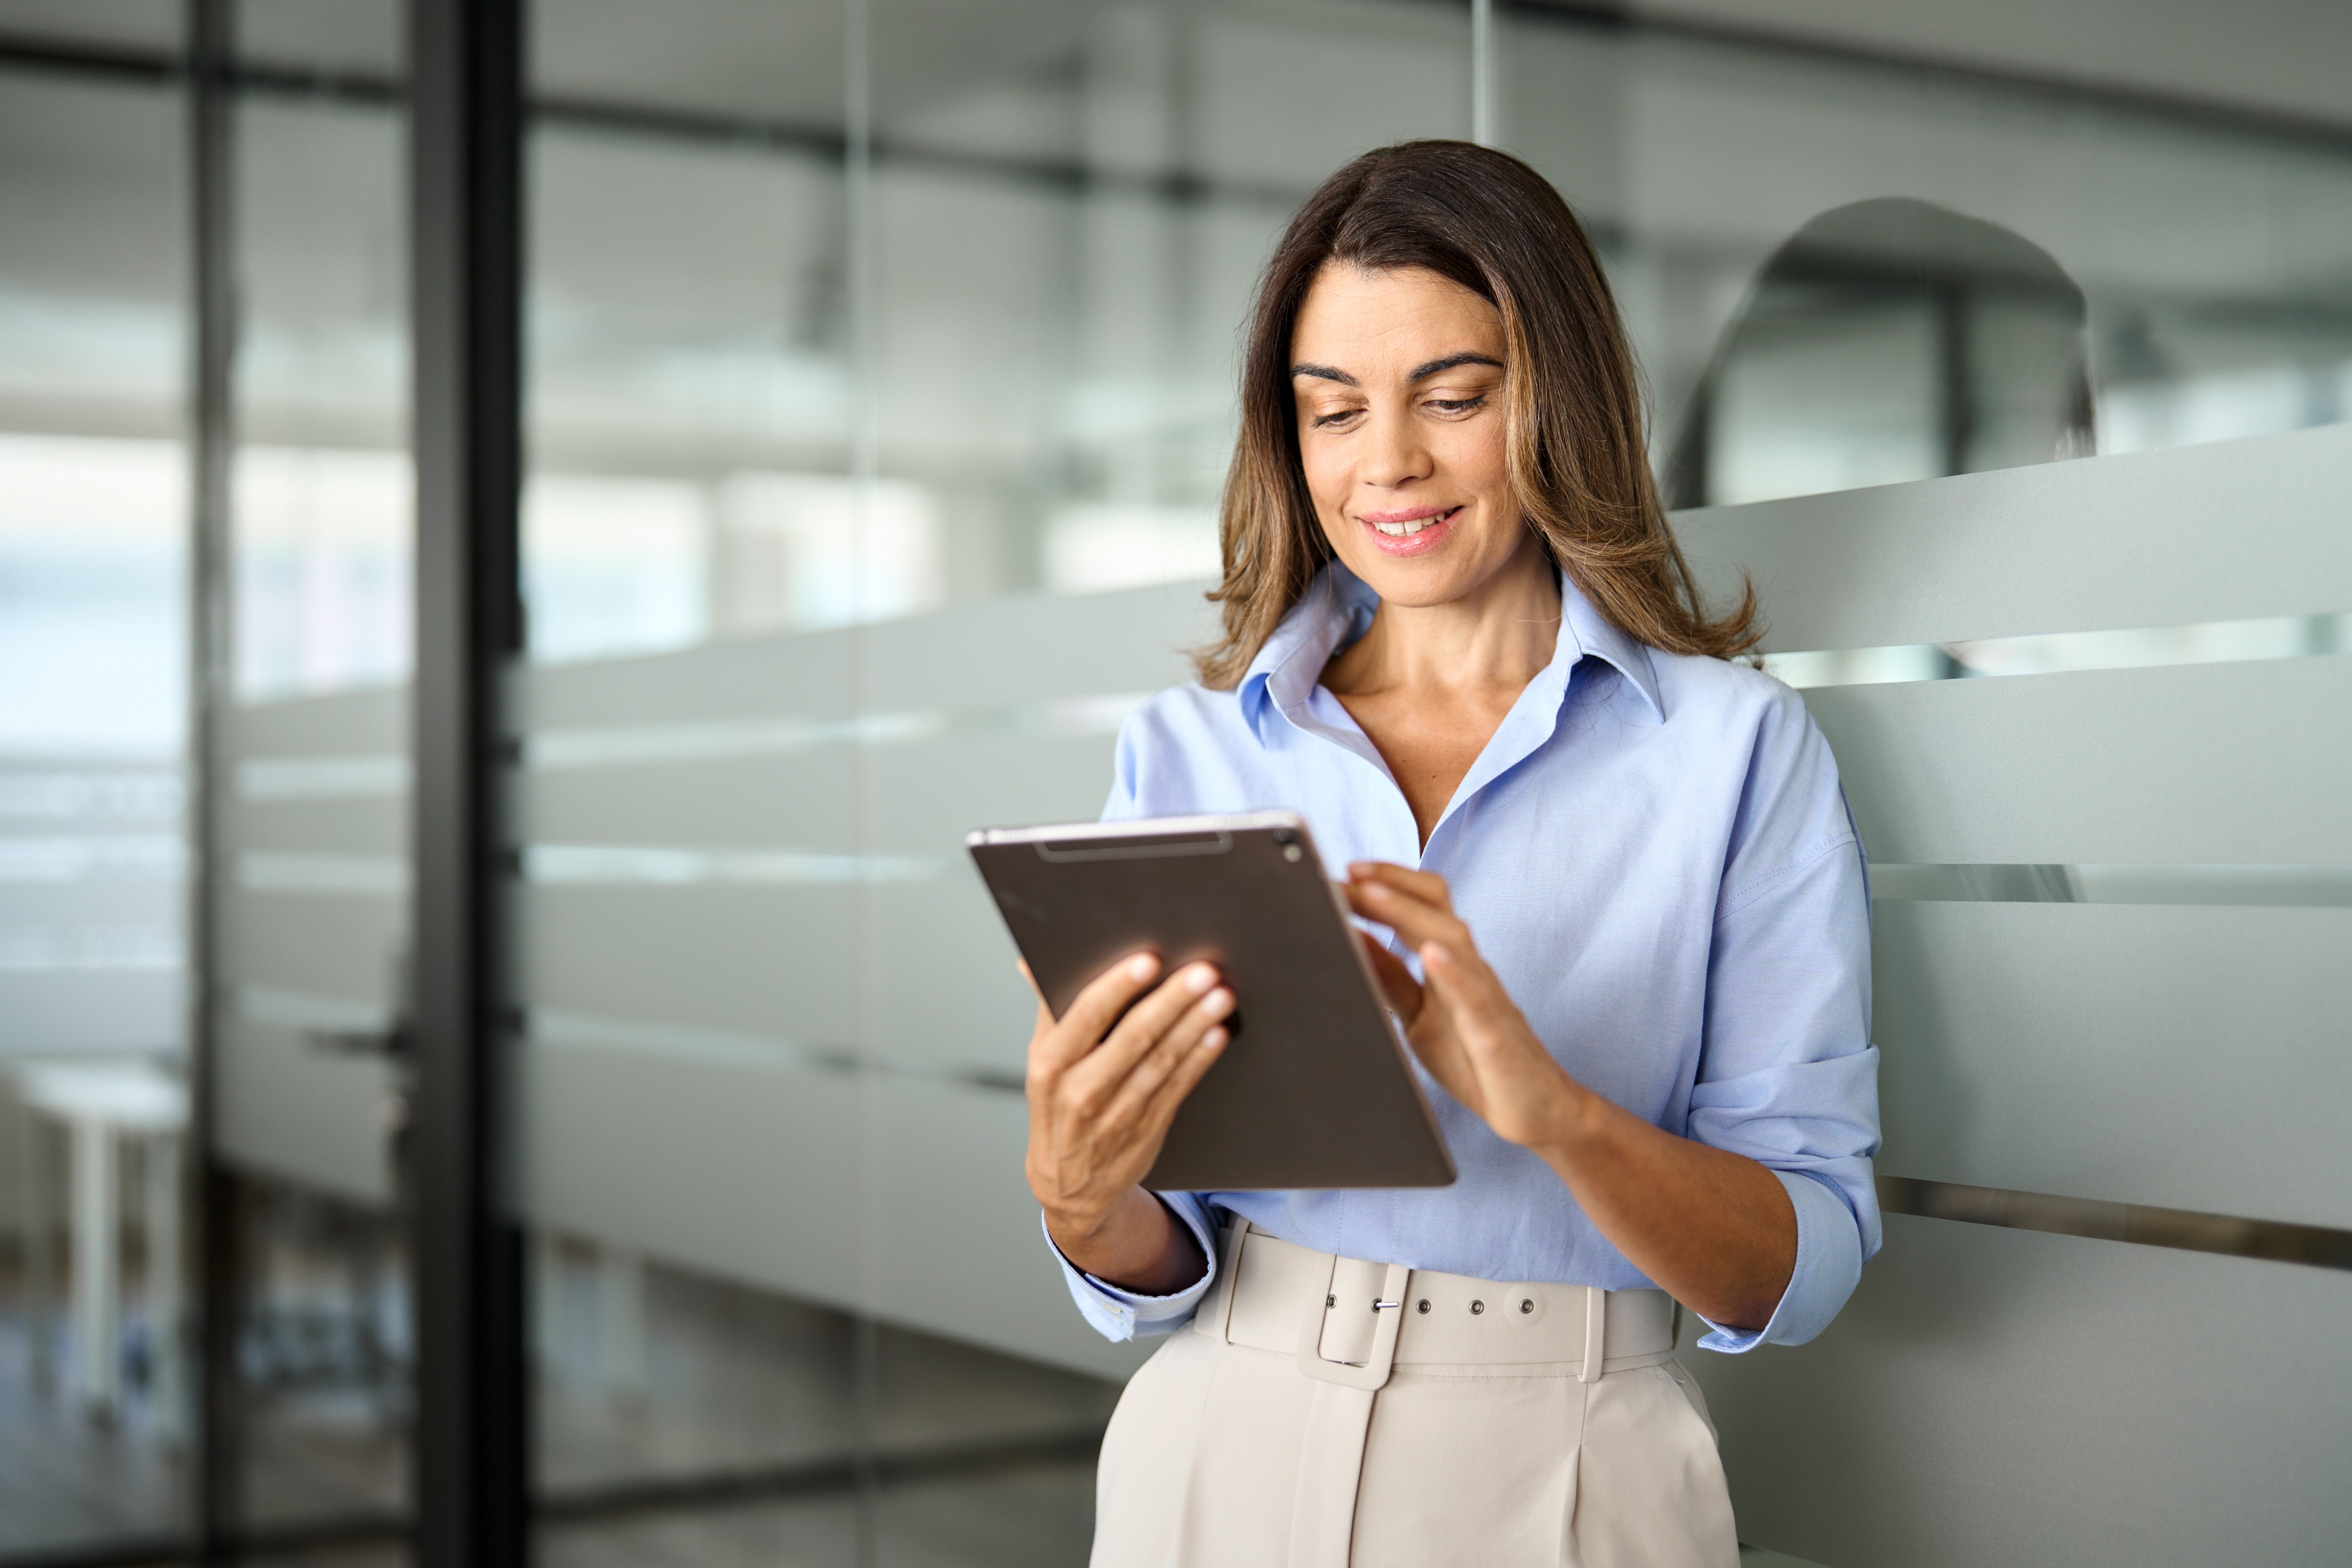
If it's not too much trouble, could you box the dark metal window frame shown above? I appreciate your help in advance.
[406,0,531,1564]
[179,0,534,1561]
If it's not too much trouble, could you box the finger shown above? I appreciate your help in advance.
[1419,940,1516,1038]
[1041,950,1163,1068]
[1097,985,1234,1132]
[1024,989,1058,1102]
[1346,876,1468,952]
[1061,962,1223,1106]
[1355,931,1424,1020]
[1135,1019,1232,1140]
[1348,861,1454,912]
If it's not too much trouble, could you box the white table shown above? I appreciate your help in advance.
[12,1059,187,1434]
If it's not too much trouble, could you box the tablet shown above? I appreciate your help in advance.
[967,811,1455,1192]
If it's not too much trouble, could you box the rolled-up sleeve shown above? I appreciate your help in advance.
[1686,692,1883,1350]
[1047,1192,1221,1342]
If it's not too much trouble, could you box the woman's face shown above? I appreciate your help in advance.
[1291,261,1527,607]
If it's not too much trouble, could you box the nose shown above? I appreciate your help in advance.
[1363,404,1433,490]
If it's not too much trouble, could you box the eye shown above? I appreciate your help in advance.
[1310,407,1365,430]
[1426,395,1487,416]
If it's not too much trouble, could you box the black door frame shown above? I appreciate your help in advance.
[407,0,532,1562]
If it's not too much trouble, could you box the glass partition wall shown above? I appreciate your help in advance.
[213,18,417,1550]
[507,3,2352,1564]
[0,21,195,1562]
[0,1,2348,1564]
[511,2,1471,1559]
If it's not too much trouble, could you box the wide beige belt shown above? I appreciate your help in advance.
[1194,1222,1679,1390]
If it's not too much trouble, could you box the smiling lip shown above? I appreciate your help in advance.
[1358,504,1462,555]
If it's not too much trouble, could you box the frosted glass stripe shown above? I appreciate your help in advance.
[1674,420,2352,654]
[1877,1176,2352,1271]
[1773,610,2347,689]
[1690,1215,2352,1568]
[529,1007,849,1073]
[521,1005,1019,1093]
[239,985,393,1033]
[1872,862,2352,906]
[238,851,408,894]
[0,836,183,882]
[238,754,407,799]
[1872,901,2350,1227]
[0,770,182,819]
[518,693,1149,769]
[523,845,941,885]
[1808,656,2352,864]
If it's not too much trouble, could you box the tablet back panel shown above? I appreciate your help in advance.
[969,813,1455,1191]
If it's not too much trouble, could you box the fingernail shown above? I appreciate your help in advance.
[1204,988,1234,1016]
[1361,881,1389,897]
[1128,954,1158,980]
[1185,963,1217,994]
[1201,1027,1227,1050]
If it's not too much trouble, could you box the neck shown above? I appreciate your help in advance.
[1326,535,1563,699]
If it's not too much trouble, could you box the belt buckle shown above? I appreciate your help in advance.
[1294,1260,1412,1390]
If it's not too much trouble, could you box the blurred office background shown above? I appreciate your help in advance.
[0,1,2346,1564]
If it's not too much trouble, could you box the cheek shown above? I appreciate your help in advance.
[1297,438,1351,515]
[1444,419,1511,495]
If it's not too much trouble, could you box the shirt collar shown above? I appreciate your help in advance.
[1237,559,1664,741]
[1238,560,1380,734]
[1556,569,1666,721]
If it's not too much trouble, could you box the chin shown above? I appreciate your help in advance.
[1336,528,1525,608]
[1347,557,1474,608]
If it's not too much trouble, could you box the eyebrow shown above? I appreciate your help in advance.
[1288,352,1503,386]
[1406,352,1503,381]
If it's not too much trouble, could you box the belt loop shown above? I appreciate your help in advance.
[1578,1285,1607,1384]
[1209,1220,1250,1345]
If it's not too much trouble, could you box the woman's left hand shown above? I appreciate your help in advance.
[1343,862,1587,1152]
[1344,860,1798,1329]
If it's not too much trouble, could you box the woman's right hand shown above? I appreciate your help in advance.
[1024,952,1234,1276]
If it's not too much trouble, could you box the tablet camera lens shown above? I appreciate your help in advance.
[1283,844,1303,863]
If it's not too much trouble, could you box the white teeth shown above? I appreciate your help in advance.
[1372,513,1444,537]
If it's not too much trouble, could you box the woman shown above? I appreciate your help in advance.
[1023,141,1880,1567]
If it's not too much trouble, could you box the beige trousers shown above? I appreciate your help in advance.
[1092,1225,1739,1568]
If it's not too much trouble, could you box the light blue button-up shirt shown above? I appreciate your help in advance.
[1048,561,1882,1353]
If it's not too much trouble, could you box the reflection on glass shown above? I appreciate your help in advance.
[1493,10,2352,506]
[0,58,192,1564]
[516,1,1469,1560]
[532,1236,1120,1564]
[1670,198,2095,508]
[229,1180,412,1526]
[232,92,411,701]
[217,50,414,1542]
[236,0,403,77]
[525,121,855,662]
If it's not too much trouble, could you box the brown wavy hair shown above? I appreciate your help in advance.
[1194,140,1757,688]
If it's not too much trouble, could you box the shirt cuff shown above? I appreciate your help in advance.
[1042,1195,1219,1343]
[1692,1168,1866,1353]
